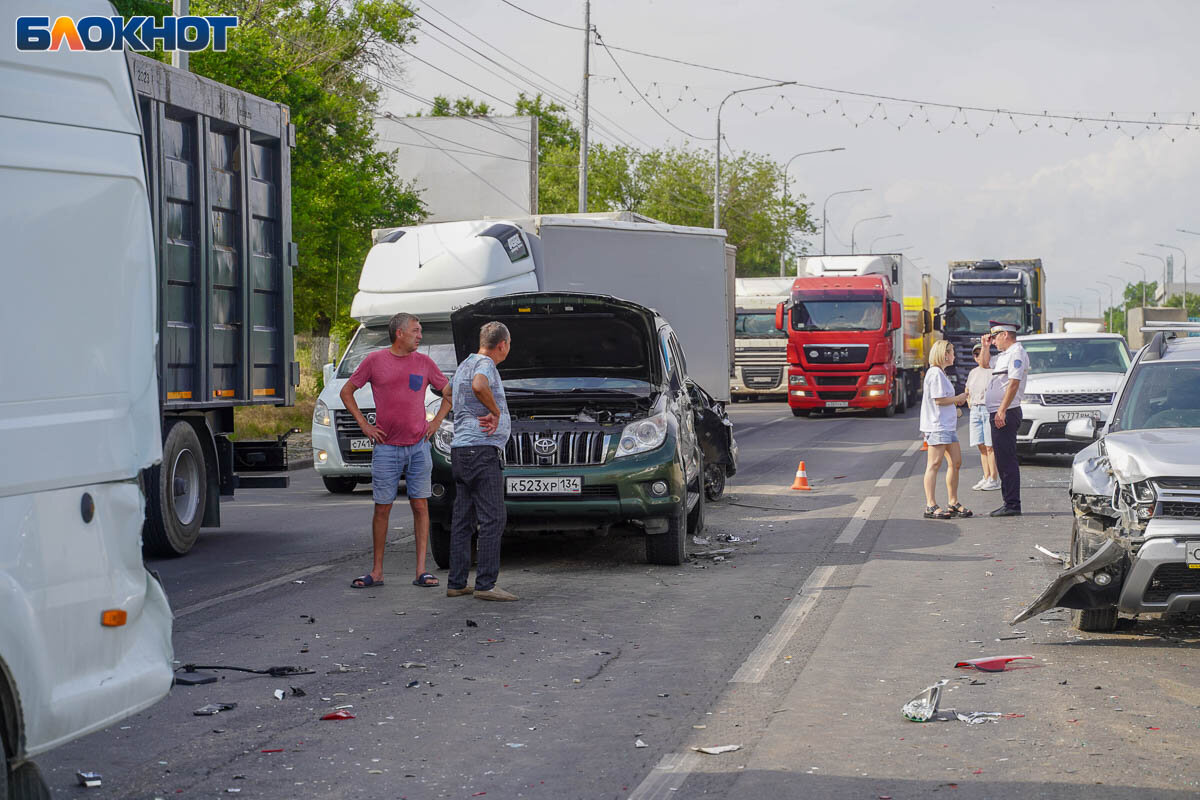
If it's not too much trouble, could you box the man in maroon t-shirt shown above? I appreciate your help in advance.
[341,313,451,589]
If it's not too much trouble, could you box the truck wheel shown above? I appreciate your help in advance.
[322,476,358,494]
[704,463,726,501]
[875,385,897,417]
[430,522,451,570]
[1072,606,1119,633]
[144,420,207,557]
[791,408,809,418]
[687,477,706,536]
[646,502,686,565]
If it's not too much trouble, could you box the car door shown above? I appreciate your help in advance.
[665,329,702,485]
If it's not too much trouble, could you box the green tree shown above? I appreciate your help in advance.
[421,95,492,116]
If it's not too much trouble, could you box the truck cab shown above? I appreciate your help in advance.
[731,278,794,400]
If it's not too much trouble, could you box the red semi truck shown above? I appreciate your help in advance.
[774,255,941,417]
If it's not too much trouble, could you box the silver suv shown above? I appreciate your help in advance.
[1014,324,1200,631]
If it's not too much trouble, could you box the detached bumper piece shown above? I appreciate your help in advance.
[1011,539,1125,625]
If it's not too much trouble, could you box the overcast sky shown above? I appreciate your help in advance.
[381,0,1200,323]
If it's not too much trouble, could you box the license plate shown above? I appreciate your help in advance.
[350,437,374,452]
[1058,410,1101,421]
[825,401,849,408]
[506,476,582,495]
[1187,541,1200,569]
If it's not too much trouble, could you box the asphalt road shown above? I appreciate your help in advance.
[37,402,1200,798]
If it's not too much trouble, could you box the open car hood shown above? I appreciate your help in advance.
[451,292,661,383]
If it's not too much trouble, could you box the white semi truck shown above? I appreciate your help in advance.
[730,277,794,400]
[312,213,736,491]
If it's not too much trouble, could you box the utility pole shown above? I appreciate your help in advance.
[577,1,590,213]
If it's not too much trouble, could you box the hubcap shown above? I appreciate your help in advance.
[171,447,201,526]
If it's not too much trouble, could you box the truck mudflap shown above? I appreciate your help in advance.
[1010,539,1125,625]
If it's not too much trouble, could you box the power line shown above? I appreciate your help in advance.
[495,0,585,31]
[398,48,517,110]
[594,31,710,140]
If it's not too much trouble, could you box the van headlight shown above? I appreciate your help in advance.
[866,373,887,385]
[617,412,668,458]
[433,420,454,455]
[313,400,331,427]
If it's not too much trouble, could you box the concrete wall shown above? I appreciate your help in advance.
[1127,306,1187,350]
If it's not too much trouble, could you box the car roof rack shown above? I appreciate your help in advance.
[1140,322,1200,361]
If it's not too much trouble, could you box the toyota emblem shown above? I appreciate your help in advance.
[533,437,558,456]
[365,412,377,425]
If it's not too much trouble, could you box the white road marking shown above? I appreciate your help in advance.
[875,461,906,487]
[904,440,922,457]
[626,753,702,800]
[834,496,880,544]
[173,535,415,618]
[729,564,837,684]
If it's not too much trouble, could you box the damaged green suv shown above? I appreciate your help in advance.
[426,292,737,566]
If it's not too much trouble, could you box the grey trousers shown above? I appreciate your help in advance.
[449,445,506,592]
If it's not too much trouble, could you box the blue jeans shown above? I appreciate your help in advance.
[371,441,432,503]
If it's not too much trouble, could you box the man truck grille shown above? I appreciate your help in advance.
[505,431,609,467]
[803,345,869,365]
[740,366,783,386]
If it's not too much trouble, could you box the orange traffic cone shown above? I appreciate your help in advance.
[920,438,929,452]
[791,461,812,491]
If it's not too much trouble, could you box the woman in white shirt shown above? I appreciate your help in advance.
[920,340,969,519]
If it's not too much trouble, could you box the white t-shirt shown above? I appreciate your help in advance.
[920,366,957,433]
[985,343,1029,411]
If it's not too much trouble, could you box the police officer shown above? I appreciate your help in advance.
[984,321,1028,516]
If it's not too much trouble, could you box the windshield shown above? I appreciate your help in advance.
[1022,338,1130,375]
[943,305,1023,335]
[336,322,456,379]
[1111,362,1200,431]
[736,311,786,339]
[791,289,883,332]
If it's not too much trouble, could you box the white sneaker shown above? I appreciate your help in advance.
[971,479,986,491]
[982,478,1002,491]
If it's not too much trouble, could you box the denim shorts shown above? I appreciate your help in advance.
[968,405,992,447]
[925,430,959,446]
[371,441,432,503]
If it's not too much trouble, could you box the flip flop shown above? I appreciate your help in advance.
[351,574,382,589]
[412,572,439,587]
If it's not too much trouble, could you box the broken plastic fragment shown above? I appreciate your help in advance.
[1034,544,1065,563]
[401,662,427,669]
[902,679,948,722]
[954,655,1033,672]
[320,710,355,721]
[193,702,236,716]
[635,739,648,748]
[76,771,102,788]
[406,680,420,688]
[290,686,306,697]
[273,689,285,700]
[955,711,1002,724]
[693,744,741,755]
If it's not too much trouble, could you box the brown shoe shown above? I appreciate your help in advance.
[446,586,474,597]
[474,587,518,602]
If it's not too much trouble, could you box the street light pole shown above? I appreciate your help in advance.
[1122,261,1149,307]
[1137,252,1169,303]
[714,81,796,230]
[1107,274,1131,337]
[778,147,845,276]
[869,233,905,252]
[1095,281,1116,332]
[850,214,891,255]
[821,188,870,254]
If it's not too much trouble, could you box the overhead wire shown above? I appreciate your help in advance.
[594,30,710,141]
[495,0,585,31]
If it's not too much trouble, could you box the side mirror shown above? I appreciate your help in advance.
[1064,417,1097,442]
[775,302,785,331]
[323,363,336,385]
[933,311,943,332]
[889,301,902,332]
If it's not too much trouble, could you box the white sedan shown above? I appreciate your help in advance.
[1015,333,1131,456]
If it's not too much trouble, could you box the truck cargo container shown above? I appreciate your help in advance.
[777,255,938,417]
[129,52,299,555]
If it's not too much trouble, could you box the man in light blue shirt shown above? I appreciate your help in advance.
[446,321,517,601]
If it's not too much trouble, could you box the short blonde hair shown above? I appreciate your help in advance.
[928,339,953,368]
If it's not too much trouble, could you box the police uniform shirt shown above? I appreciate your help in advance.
[985,342,1028,412]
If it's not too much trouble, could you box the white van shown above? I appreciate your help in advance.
[0,4,174,792]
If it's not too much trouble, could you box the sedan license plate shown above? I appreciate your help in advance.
[825,401,849,408]
[350,437,374,452]
[1187,541,1200,569]
[1058,410,1101,421]
[506,476,581,496]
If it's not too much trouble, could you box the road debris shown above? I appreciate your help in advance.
[693,548,735,559]
[902,679,948,722]
[320,710,355,721]
[693,744,741,755]
[193,702,237,716]
[635,739,648,748]
[954,655,1033,672]
[691,536,711,545]
[290,686,306,697]
[1034,544,1066,563]
[273,689,285,700]
[406,680,420,688]
[401,662,428,669]
[955,711,1002,725]
[76,771,102,788]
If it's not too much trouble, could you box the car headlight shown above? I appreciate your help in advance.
[866,373,887,385]
[313,400,331,427]
[789,374,808,386]
[1132,480,1157,504]
[1024,393,1043,405]
[616,412,669,458]
[433,420,454,456]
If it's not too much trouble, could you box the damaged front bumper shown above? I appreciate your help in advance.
[1011,539,1126,625]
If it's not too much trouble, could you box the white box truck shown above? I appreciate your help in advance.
[312,213,734,491]
[0,7,174,792]
[731,278,795,400]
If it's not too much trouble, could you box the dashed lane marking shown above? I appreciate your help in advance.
[729,564,837,684]
[626,753,702,800]
[834,496,880,544]
[875,460,906,487]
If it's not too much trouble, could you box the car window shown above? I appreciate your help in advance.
[660,331,673,376]
[1022,338,1130,374]
[1110,361,1200,431]
[336,322,455,379]
[668,332,688,375]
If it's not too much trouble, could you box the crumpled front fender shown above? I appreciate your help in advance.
[1010,539,1125,625]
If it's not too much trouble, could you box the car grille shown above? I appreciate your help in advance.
[803,345,869,365]
[817,391,857,401]
[1158,501,1200,519]
[740,366,783,386]
[1144,563,1200,603]
[505,431,609,467]
[814,375,858,386]
[1154,478,1200,492]
[1042,392,1114,405]
[734,346,786,367]
[335,409,375,464]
